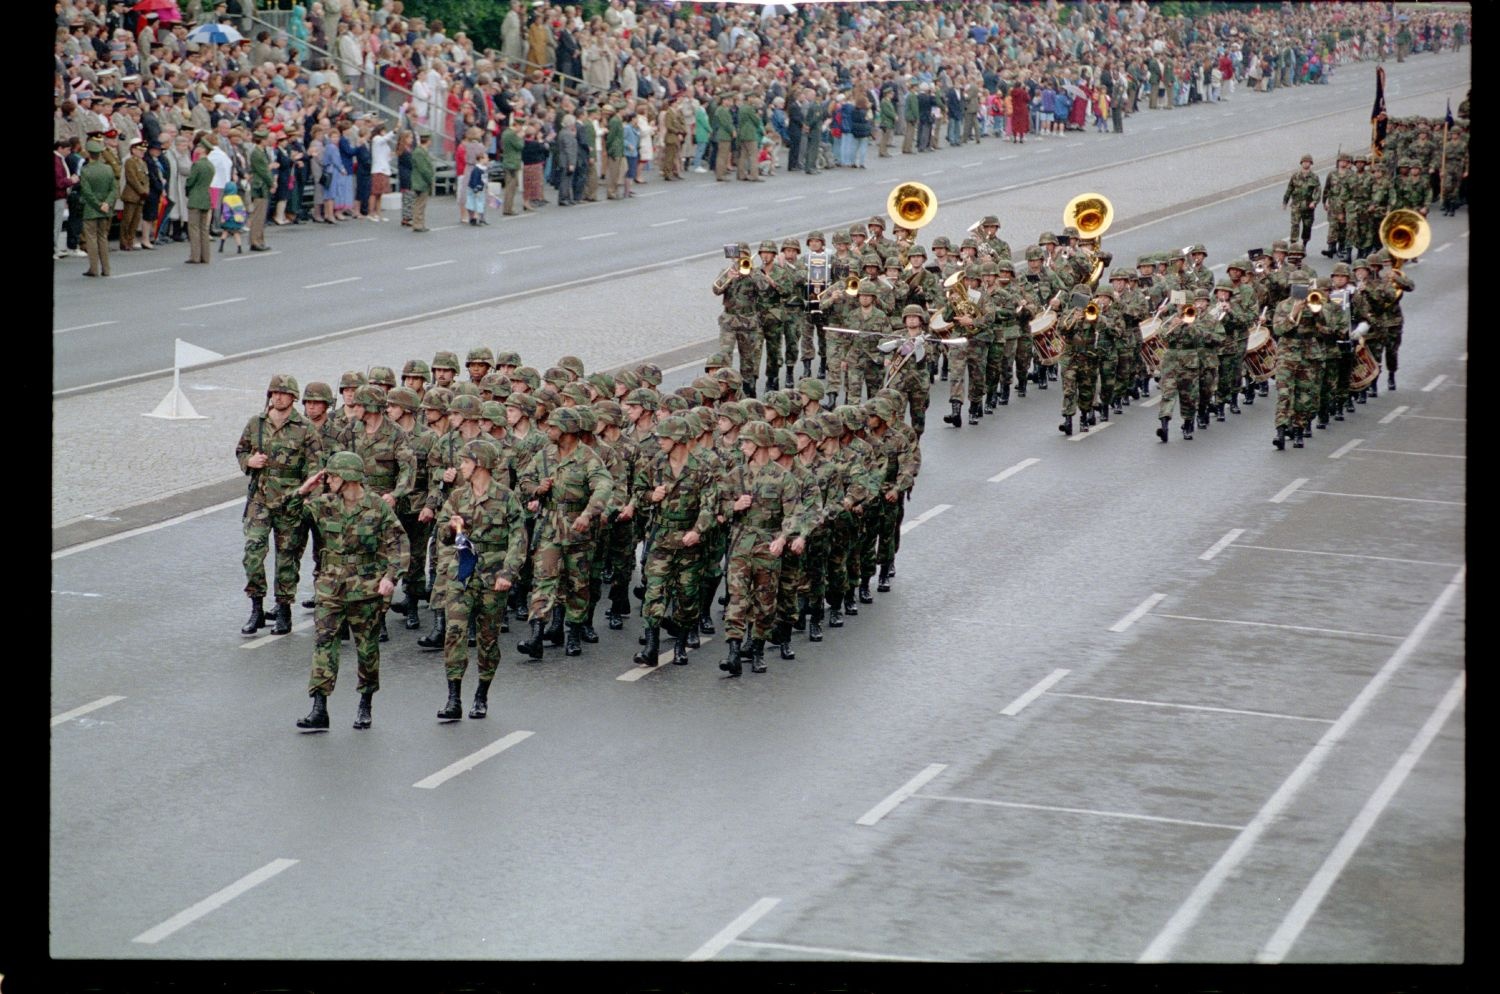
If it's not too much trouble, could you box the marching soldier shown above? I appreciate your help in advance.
[862,396,918,595]
[987,260,1031,410]
[1213,278,1251,418]
[237,374,323,636]
[1155,296,1200,443]
[754,239,797,392]
[417,393,486,650]
[1350,256,1386,399]
[828,279,889,409]
[1192,288,1221,429]
[385,386,439,631]
[1321,152,1355,261]
[1271,282,1329,448]
[291,451,409,731]
[713,240,770,397]
[791,416,833,642]
[594,399,642,633]
[883,304,933,433]
[332,370,366,431]
[1109,268,1148,408]
[291,381,342,610]
[430,351,460,390]
[978,215,1011,260]
[1284,153,1321,244]
[1058,292,1100,436]
[1367,251,1413,392]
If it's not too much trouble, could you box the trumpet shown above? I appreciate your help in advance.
[1306,289,1325,313]
[737,254,754,275]
[1180,304,1197,324]
[1083,302,1101,322]
[843,275,862,296]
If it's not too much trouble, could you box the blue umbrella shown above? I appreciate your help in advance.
[187,22,244,45]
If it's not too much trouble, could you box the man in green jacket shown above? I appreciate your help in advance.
[604,103,626,199]
[184,134,216,264]
[712,94,735,181]
[248,128,274,251]
[878,91,897,157]
[500,116,524,214]
[902,84,919,154]
[410,132,435,231]
[737,93,764,182]
[577,107,599,201]
[79,137,118,277]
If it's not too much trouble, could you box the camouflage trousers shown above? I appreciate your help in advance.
[289,509,323,592]
[1355,211,1380,253]
[1327,345,1353,410]
[1218,351,1244,407]
[429,536,457,605]
[1325,210,1351,249]
[1381,322,1403,372]
[1119,336,1142,391]
[985,339,1005,399]
[947,342,986,404]
[1289,207,1314,243]
[796,531,829,606]
[824,514,855,602]
[529,538,595,623]
[309,596,382,696]
[1362,326,1387,368]
[1198,351,1220,412]
[792,311,818,363]
[1158,352,1199,421]
[398,510,431,591]
[1273,345,1315,428]
[444,579,507,682]
[642,541,703,632]
[776,550,803,626]
[999,335,1032,393]
[832,349,880,404]
[723,537,783,641]
[1097,343,1121,407]
[759,313,789,380]
[859,496,899,579]
[1061,352,1098,416]
[243,500,302,603]
[718,313,761,391]
[602,516,636,588]
[777,313,807,368]
[890,378,929,434]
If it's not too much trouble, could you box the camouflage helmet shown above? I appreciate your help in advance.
[861,251,882,269]
[857,278,879,296]
[964,260,983,279]
[561,382,592,406]
[712,367,742,390]
[1108,267,1133,281]
[338,370,367,390]
[692,375,724,401]
[718,401,749,425]
[930,235,952,251]
[735,241,751,256]
[660,394,689,413]
[401,359,432,382]
[867,214,886,230]
[798,377,827,402]
[848,223,867,238]
[557,355,586,379]
[901,303,927,319]
[1189,244,1207,256]
[978,259,999,277]
[681,409,709,437]
[448,394,483,418]
[353,384,386,408]
[1300,153,1313,164]
[705,351,731,371]
[1227,259,1250,272]
[791,416,823,442]
[758,239,778,254]
[1271,239,1289,253]
[994,259,1016,276]
[1336,150,1351,162]
[367,366,397,389]
[817,411,845,438]
[466,346,495,366]
[548,406,582,434]
[675,385,704,407]
[1025,245,1046,261]
[1135,254,1154,268]
[636,362,663,387]
[265,373,300,398]
[386,386,421,413]
[960,237,979,251]
[302,380,334,403]
[592,399,623,427]
[1286,239,1306,256]
[981,214,1000,228]
[771,427,799,453]
[1352,257,1371,271]
[478,400,507,424]
[480,371,509,393]
[461,438,502,470]
[764,391,795,419]
[832,229,851,245]
[1061,226,1080,241]
[615,369,642,392]
[623,387,659,411]
[1331,262,1352,278]
[655,415,692,444]
[1037,231,1058,246]
[739,420,776,447]
[511,366,542,390]
[573,406,598,434]
[740,398,768,421]
[781,237,801,252]
[430,351,461,372]
[875,387,904,408]
[535,385,562,411]
[494,350,523,368]
[1214,278,1236,293]
[452,382,483,398]
[421,387,453,412]
[906,243,927,259]
[586,372,616,397]
[324,450,365,482]
[836,404,865,431]
[806,229,826,244]
[504,392,538,417]
[543,367,572,390]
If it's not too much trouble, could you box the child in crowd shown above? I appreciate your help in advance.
[466,151,490,226]
[218,180,248,253]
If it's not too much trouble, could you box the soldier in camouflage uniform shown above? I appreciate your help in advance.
[592,399,641,633]
[1191,288,1221,429]
[830,279,889,407]
[751,239,796,392]
[1107,269,1146,411]
[790,416,833,642]
[1284,153,1322,243]
[1213,277,1251,417]
[292,450,409,731]
[1439,123,1468,216]
[1271,282,1328,449]
[430,351,460,389]
[777,237,809,384]
[1320,152,1355,262]
[417,393,486,649]
[331,370,365,432]
[291,381,342,611]
[863,396,918,595]
[1364,160,1397,260]
[718,420,804,677]
[515,406,613,659]
[1346,154,1375,259]
[882,304,933,433]
[384,386,437,630]
[236,374,324,636]
[713,240,771,398]
[1057,293,1100,436]
[939,268,986,428]
[1349,257,1386,399]
[1368,251,1414,392]
[434,438,527,721]
[984,260,1028,412]
[1155,300,1200,443]
[1324,267,1357,421]
[465,347,495,385]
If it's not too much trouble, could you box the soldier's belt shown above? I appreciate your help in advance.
[660,512,699,524]
[366,473,397,489]
[555,501,588,514]
[265,470,305,481]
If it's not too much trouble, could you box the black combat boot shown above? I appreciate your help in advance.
[1229,397,1241,414]
[859,582,874,604]
[827,593,843,627]
[1197,409,1210,429]
[302,595,317,609]
[1259,382,1270,397]
[877,564,892,592]
[403,582,423,630]
[844,589,859,616]
[581,586,600,643]
[686,623,700,649]
[607,580,630,630]
[296,691,329,730]
[353,691,373,730]
[390,580,416,615]
[1000,382,1010,405]
[1243,383,1255,405]
[943,400,962,428]
[633,626,660,666]
[1105,401,1116,419]
[778,622,796,660]
[1215,402,1226,422]
[240,598,266,636]
[785,365,795,388]
[1048,366,1058,382]
[517,618,545,659]
[1079,414,1090,433]
[1273,425,1287,450]
[765,370,779,392]
[822,390,838,411]
[1037,368,1049,390]
[1292,425,1305,448]
[271,602,292,635]
[672,634,690,665]
[1316,412,1329,430]
[743,381,756,399]
[1059,414,1073,436]
[564,622,583,656]
[984,390,997,414]
[803,359,813,378]
[1138,375,1150,398]
[1368,380,1378,398]
[1157,416,1170,443]
[749,638,768,673]
[1387,371,1396,391]
[544,605,565,646]
[1334,405,1345,422]
[700,586,718,633]
[720,638,743,676]
[1321,244,1335,258]
[469,681,490,719]
[437,679,463,719]
[418,609,445,650]
[378,612,390,643]
[1182,417,1194,440]
[968,401,981,425]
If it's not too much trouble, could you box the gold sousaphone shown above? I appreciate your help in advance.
[1379,209,1430,299]
[887,181,939,231]
[1063,192,1115,284]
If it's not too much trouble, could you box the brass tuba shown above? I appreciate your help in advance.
[886,181,939,231]
[943,270,980,318]
[1379,210,1430,300]
[1063,192,1115,242]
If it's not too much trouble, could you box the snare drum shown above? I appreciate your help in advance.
[1029,308,1062,366]
[1243,324,1278,383]
[1138,316,1167,378]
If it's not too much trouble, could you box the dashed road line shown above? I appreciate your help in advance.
[1152,613,1403,641]
[1050,692,1334,724]
[1328,438,1364,459]
[413,730,535,789]
[223,250,280,262]
[1355,447,1464,460]
[179,297,246,311]
[1379,405,1409,424]
[577,232,617,241]
[51,695,127,727]
[988,457,1040,483]
[132,859,298,945]
[55,320,119,335]
[716,206,748,214]
[650,218,687,227]
[775,195,806,203]
[685,897,781,961]
[1421,374,1447,392]
[405,259,456,270]
[1269,478,1308,504]
[1198,529,1244,561]
[856,764,949,826]
[330,237,375,246]
[303,277,362,289]
[900,504,952,535]
[496,244,541,255]
[1001,669,1070,716]
[112,268,169,279]
[1067,420,1114,441]
[916,794,1245,832]
[1302,490,1463,506]
[52,498,241,560]
[1110,593,1166,633]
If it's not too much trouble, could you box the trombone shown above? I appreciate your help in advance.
[711,253,755,293]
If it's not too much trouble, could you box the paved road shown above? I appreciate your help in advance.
[50,187,1466,963]
[51,54,1468,393]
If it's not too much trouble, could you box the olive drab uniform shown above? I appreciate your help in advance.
[1058,306,1099,423]
[721,453,801,653]
[436,479,527,683]
[237,405,323,609]
[714,264,771,394]
[297,488,409,698]
[1195,304,1225,423]
[758,255,800,388]
[1272,296,1328,436]
[397,418,440,618]
[1321,163,1355,259]
[1157,312,1200,427]
[1113,282,1150,402]
[833,301,890,404]
[1221,284,1259,409]
[639,447,719,639]
[986,279,1028,408]
[882,333,932,434]
[1284,162,1322,243]
[517,441,613,626]
[1375,266,1414,381]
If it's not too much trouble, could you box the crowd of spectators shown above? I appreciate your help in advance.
[53,1,1471,265]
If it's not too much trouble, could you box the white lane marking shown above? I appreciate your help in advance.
[1151,125,1166,131]
[132,858,298,945]
[1139,393,1163,407]
[1421,374,1447,392]
[1229,544,1460,567]
[774,195,806,203]
[1269,478,1309,504]
[577,232,617,241]
[1198,529,1244,561]
[51,589,103,597]
[1379,405,1409,424]
[178,297,246,311]
[920,168,946,175]
[412,730,534,789]
[223,250,280,262]
[239,618,316,650]
[1067,420,1114,441]
[1032,147,1054,154]
[1152,613,1402,641]
[52,498,241,560]
[1256,671,1466,964]
[899,503,952,535]
[1401,414,1465,422]
[405,259,456,271]
[55,320,119,335]
[303,276,362,289]
[828,186,854,193]
[1050,693,1334,724]
[330,237,375,246]
[1355,447,1465,460]
[1001,669,1070,716]
[1302,490,1464,506]
[631,189,667,198]
[111,267,170,279]
[1110,593,1165,632]
[988,457,1040,483]
[716,206,748,214]
[995,154,1017,161]
[496,244,541,255]
[960,161,983,169]
[429,224,458,231]
[1460,230,1470,239]
[685,897,781,961]
[51,695,127,727]
[1328,438,1364,459]
[916,794,1244,832]
[650,218,687,227]
[856,764,948,826]
[617,645,690,682]
[1434,241,1452,253]
[731,940,942,962]
[1138,566,1466,962]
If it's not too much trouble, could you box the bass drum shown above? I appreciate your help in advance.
[1030,308,1062,366]
[1349,338,1381,390]
[1138,316,1167,378]
[1243,324,1279,383]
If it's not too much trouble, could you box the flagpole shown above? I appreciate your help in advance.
[1439,120,1449,203]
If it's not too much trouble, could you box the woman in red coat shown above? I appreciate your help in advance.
[1007,81,1030,143]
